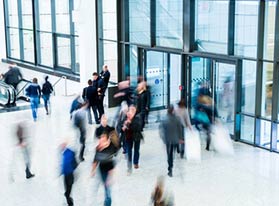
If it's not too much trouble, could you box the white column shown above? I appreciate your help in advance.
[0,0,7,60]
[75,0,97,89]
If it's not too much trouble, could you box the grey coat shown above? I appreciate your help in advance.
[159,114,183,145]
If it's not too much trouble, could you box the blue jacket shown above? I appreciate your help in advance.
[62,148,77,175]
[26,83,41,97]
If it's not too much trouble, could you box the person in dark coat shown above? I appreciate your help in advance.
[122,106,143,174]
[136,81,150,130]
[91,132,118,206]
[69,95,83,119]
[1,64,23,90]
[25,78,41,121]
[100,64,110,91]
[159,105,183,177]
[60,141,78,206]
[41,76,53,115]
[97,74,106,119]
[95,115,114,139]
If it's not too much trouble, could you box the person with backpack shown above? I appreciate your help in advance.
[25,78,41,122]
[41,76,53,115]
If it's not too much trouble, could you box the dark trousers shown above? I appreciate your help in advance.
[64,173,74,206]
[203,124,211,150]
[88,104,99,124]
[100,169,112,206]
[166,144,176,172]
[42,94,50,113]
[126,140,140,169]
[140,112,146,130]
[97,96,105,119]
[79,127,86,159]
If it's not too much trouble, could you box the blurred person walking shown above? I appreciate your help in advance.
[10,121,35,181]
[41,76,53,115]
[69,95,83,119]
[174,99,192,158]
[60,141,78,206]
[26,78,41,121]
[73,102,88,161]
[159,105,183,177]
[95,115,114,139]
[122,106,143,174]
[91,132,118,206]
[151,176,174,206]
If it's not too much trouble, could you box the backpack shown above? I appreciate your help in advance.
[42,82,52,95]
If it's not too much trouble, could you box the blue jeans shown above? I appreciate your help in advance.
[100,169,112,206]
[30,96,39,120]
[42,94,50,113]
[126,140,140,169]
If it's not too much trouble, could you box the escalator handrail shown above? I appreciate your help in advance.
[0,80,16,105]
[16,78,32,97]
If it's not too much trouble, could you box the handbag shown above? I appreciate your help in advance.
[194,110,210,125]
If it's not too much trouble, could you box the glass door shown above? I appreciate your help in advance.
[145,51,168,109]
[54,34,72,70]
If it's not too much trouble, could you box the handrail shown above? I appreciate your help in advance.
[0,80,16,105]
[16,78,31,97]
[52,76,67,96]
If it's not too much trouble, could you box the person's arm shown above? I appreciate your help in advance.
[91,161,98,177]
[184,108,192,130]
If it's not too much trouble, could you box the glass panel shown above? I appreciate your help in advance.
[262,62,273,118]
[21,0,33,30]
[191,57,211,110]
[102,0,117,40]
[55,0,70,34]
[129,0,150,45]
[146,51,168,108]
[156,0,183,48]
[39,32,53,67]
[9,28,20,59]
[129,45,138,87]
[240,115,254,143]
[38,0,52,32]
[23,30,34,62]
[57,37,71,69]
[263,1,276,61]
[103,41,118,83]
[170,54,181,104]
[241,60,256,114]
[7,0,18,27]
[195,0,229,54]
[235,1,259,58]
[258,120,271,149]
[215,62,235,135]
[75,37,80,73]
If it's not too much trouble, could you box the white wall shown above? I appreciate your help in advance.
[76,0,97,88]
[0,0,6,60]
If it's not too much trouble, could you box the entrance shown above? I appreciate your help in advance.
[190,57,236,135]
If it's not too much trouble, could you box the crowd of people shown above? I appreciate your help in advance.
[6,63,233,206]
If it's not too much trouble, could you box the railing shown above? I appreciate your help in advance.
[0,80,16,106]
[16,78,32,98]
[52,76,67,96]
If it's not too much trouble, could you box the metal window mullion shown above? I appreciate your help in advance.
[227,0,235,55]
[51,0,56,68]
[254,1,265,146]
[150,0,156,47]
[17,0,24,60]
[96,0,103,73]
[117,0,122,81]
[3,0,11,57]
[32,0,38,65]
[69,0,76,73]
[183,0,195,52]
[181,54,187,101]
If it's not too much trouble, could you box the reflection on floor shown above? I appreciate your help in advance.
[1,95,279,206]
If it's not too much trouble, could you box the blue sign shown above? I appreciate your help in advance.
[155,79,160,85]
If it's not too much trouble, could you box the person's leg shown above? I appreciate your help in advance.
[141,112,146,130]
[166,144,174,177]
[99,96,105,116]
[100,169,112,206]
[126,140,133,172]
[30,97,37,121]
[204,124,211,150]
[92,105,100,124]
[87,105,93,124]
[180,126,185,158]
[64,173,74,206]
[79,127,86,161]
[133,140,140,168]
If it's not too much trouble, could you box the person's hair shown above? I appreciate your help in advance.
[45,76,49,81]
[88,79,93,85]
[178,99,186,107]
[100,131,109,139]
[32,78,38,84]
[167,104,174,114]
[92,72,98,76]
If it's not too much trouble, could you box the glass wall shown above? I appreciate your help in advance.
[4,0,79,74]
[156,0,183,48]
[129,0,150,45]
[195,0,229,54]
[170,54,181,103]
[103,41,118,83]
[240,115,254,143]
[235,1,259,58]
[262,63,273,118]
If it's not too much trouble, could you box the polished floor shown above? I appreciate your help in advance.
[1,95,279,206]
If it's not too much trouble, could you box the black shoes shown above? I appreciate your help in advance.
[168,171,173,177]
[26,174,35,179]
